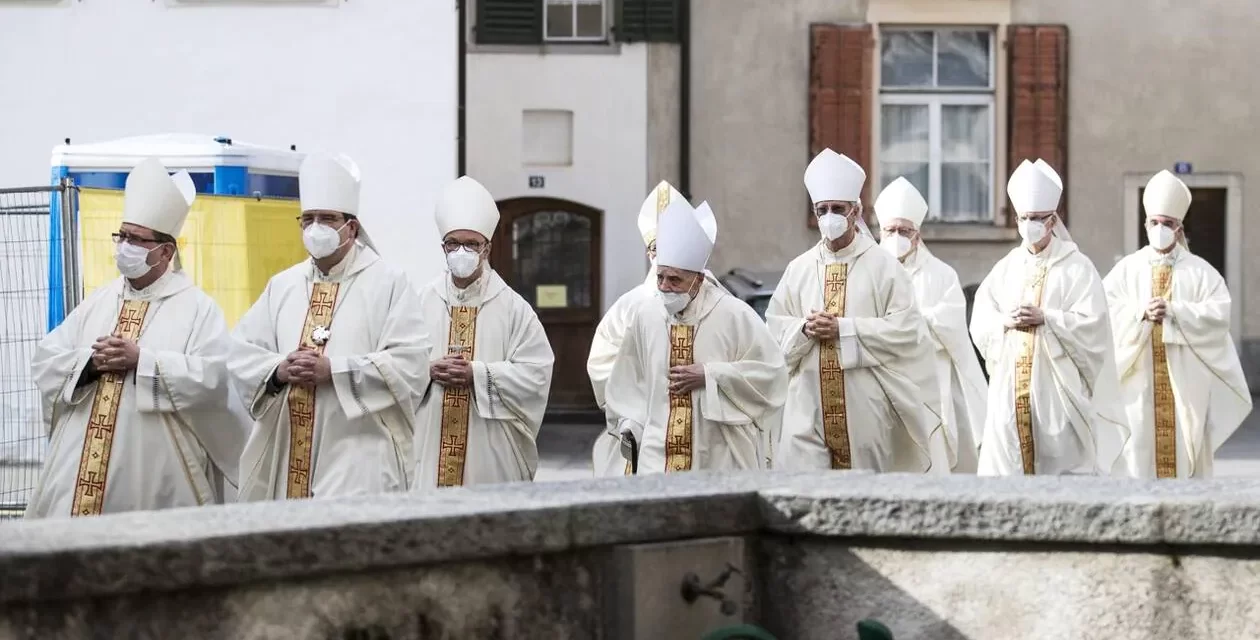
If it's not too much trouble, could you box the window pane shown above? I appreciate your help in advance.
[880,104,929,162]
[574,0,604,38]
[937,31,990,87]
[545,0,574,39]
[881,163,930,203]
[941,162,990,221]
[941,104,990,162]
[880,31,934,87]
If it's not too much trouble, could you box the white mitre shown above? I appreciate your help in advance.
[122,157,195,237]
[804,148,866,204]
[1143,170,1191,222]
[300,152,360,216]
[1007,159,1063,214]
[1034,158,1063,190]
[656,199,713,273]
[694,200,718,243]
[637,180,685,245]
[874,177,928,228]
[435,175,501,240]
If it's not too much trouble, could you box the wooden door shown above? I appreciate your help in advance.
[1137,187,1227,280]
[490,198,602,411]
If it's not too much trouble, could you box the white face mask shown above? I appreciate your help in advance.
[1018,219,1049,245]
[1147,224,1177,251]
[880,234,913,259]
[658,290,691,315]
[303,221,348,259]
[446,247,482,279]
[818,213,850,241]
[115,241,158,279]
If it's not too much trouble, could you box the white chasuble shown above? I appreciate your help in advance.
[413,269,554,489]
[970,238,1129,476]
[767,235,940,473]
[903,245,988,474]
[1104,246,1251,479]
[230,245,432,501]
[604,280,787,473]
[27,269,248,518]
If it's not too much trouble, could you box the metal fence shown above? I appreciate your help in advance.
[0,183,77,518]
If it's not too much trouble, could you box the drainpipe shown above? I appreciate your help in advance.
[678,0,691,197]
[457,0,467,177]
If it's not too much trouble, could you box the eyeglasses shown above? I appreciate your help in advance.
[111,232,162,245]
[814,202,857,217]
[296,214,346,228]
[442,240,487,253]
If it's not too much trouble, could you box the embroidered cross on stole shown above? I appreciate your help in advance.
[819,263,851,470]
[70,299,151,517]
[1013,264,1049,475]
[437,306,479,487]
[663,324,697,472]
[1150,264,1177,478]
[285,281,340,499]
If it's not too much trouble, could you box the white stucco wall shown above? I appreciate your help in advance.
[466,45,649,311]
[0,0,457,284]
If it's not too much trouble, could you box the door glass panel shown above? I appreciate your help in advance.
[510,210,592,309]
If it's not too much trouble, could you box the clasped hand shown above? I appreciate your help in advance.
[277,348,332,387]
[668,364,705,395]
[1145,297,1168,323]
[1003,304,1045,329]
[431,354,473,388]
[90,335,139,373]
[803,310,840,341]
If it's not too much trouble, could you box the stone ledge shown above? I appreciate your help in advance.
[5,471,1260,607]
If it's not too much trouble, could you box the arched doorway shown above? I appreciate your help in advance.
[490,197,602,412]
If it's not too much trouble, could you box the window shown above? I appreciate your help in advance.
[544,0,606,41]
[878,28,995,223]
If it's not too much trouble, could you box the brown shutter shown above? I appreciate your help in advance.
[1007,24,1069,225]
[808,23,873,228]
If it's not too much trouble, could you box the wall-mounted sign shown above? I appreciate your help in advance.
[1173,162,1193,175]
[535,284,567,308]
[528,175,545,189]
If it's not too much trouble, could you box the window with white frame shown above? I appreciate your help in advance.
[544,0,607,42]
[879,28,995,223]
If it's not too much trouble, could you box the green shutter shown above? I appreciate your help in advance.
[616,0,680,43]
[475,0,543,45]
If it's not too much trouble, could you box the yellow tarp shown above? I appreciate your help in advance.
[78,188,307,327]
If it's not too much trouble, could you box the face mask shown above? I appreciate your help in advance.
[115,241,157,279]
[881,234,913,259]
[658,277,699,315]
[1147,224,1177,251]
[1018,219,1048,245]
[447,247,481,279]
[303,222,348,259]
[818,213,850,241]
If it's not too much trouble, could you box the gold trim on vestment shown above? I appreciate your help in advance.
[1013,264,1048,475]
[70,299,150,517]
[624,185,674,477]
[285,281,340,499]
[1151,264,1177,478]
[437,305,479,487]
[819,263,851,470]
[664,324,696,472]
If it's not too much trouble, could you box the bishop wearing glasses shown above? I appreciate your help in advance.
[26,157,248,517]
[230,152,432,501]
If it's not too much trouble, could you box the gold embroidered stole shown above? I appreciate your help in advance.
[1013,264,1049,475]
[1150,264,1177,478]
[70,299,151,516]
[437,306,479,487]
[284,281,340,499]
[819,263,851,470]
[663,324,697,471]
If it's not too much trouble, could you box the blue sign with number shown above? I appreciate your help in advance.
[1173,162,1192,175]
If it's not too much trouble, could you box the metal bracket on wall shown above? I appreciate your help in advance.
[602,537,758,640]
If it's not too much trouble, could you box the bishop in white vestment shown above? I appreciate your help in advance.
[970,159,1128,476]
[874,177,988,474]
[1105,170,1251,478]
[27,158,248,518]
[231,152,432,501]
[770,149,940,472]
[587,181,730,476]
[605,199,787,473]
[413,176,555,488]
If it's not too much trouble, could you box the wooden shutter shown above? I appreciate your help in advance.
[475,0,543,45]
[617,0,680,43]
[808,23,873,228]
[1007,25,1069,224]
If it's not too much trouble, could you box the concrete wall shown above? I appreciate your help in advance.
[7,472,1260,639]
[0,0,456,284]
[466,46,650,311]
